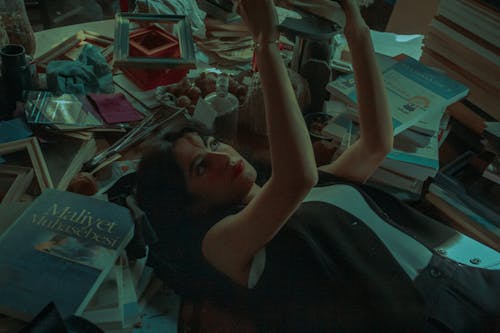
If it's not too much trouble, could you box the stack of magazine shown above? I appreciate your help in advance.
[325,53,469,197]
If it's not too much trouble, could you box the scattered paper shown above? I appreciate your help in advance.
[370,30,424,60]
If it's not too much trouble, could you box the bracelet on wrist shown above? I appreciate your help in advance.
[253,39,280,50]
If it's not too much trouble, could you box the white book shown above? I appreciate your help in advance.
[326,52,398,107]
[382,129,440,181]
[409,106,445,136]
[383,110,443,181]
[327,56,469,136]
[397,108,449,146]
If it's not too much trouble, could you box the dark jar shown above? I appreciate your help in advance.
[0,44,31,115]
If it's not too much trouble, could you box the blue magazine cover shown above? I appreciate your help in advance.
[0,189,134,320]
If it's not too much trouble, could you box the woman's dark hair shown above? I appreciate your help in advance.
[135,118,268,297]
[135,119,212,295]
[136,119,213,225]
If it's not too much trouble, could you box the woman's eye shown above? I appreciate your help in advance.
[210,139,220,151]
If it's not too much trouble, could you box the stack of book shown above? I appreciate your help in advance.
[419,0,500,121]
[326,53,469,196]
[196,13,254,66]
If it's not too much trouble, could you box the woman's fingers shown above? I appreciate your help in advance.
[231,0,240,15]
[232,0,278,43]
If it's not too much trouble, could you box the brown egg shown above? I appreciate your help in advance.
[68,172,98,196]
[187,85,202,104]
[200,78,217,97]
[176,95,192,108]
[179,77,192,90]
[165,83,179,94]
[187,104,196,115]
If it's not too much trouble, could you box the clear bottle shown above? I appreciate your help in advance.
[205,75,240,144]
[0,0,36,56]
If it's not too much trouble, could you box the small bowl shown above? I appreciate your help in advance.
[304,112,334,140]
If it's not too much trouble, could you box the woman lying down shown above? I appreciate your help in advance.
[135,0,500,331]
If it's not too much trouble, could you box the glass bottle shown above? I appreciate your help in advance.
[205,75,240,144]
[0,0,36,56]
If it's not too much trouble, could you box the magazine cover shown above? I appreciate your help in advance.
[0,189,134,321]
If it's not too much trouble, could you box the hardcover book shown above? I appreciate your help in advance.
[382,126,441,181]
[326,55,469,136]
[0,189,134,321]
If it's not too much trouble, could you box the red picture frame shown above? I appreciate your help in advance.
[129,25,179,58]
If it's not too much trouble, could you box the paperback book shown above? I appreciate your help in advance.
[326,55,469,136]
[382,128,441,181]
[0,189,134,321]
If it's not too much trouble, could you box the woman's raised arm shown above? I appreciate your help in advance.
[202,0,317,286]
[319,0,393,182]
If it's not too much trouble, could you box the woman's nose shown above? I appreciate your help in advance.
[206,151,230,169]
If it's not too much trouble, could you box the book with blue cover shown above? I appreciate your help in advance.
[326,54,469,136]
[0,189,134,321]
[381,110,443,182]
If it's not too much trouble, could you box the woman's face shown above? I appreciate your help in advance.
[172,132,257,207]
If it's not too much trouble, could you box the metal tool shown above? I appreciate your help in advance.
[83,107,188,172]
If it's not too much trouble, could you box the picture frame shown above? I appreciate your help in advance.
[34,30,114,72]
[129,25,179,58]
[0,165,34,203]
[113,13,196,69]
[0,137,54,191]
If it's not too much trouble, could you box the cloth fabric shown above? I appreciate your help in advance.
[87,93,144,124]
[150,170,500,332]
[46,44,113,95]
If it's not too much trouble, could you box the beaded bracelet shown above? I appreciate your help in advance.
[253,39,280,50]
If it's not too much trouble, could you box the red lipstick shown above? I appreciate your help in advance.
[233,160,244,177]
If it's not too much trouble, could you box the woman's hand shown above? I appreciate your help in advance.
[339,0,369,36]
[233,0,279,43]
